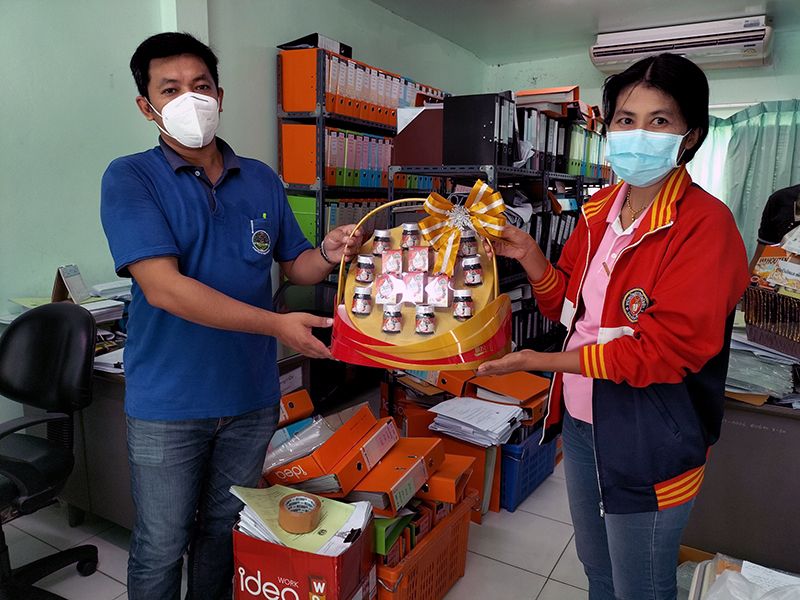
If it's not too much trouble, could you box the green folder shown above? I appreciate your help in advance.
[373,514,414,555]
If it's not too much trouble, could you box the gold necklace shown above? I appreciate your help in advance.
[626,188,648,221]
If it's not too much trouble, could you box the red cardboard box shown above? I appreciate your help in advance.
[233,522,375,600]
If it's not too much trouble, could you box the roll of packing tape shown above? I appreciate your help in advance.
[278,493,322,534]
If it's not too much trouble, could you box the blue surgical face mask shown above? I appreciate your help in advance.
[605,129,691,187]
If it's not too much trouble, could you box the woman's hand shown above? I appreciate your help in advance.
[477,349,542,376]
[322,224,363,263]
[483,225,547,281]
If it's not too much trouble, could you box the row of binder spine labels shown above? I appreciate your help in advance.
[533,210,579,266]
[516,106,562,172]
[325,200,389,238]
[324,52,445,122]
[516,107,609,177]
[566,123,606,179]
[324,128,437,190]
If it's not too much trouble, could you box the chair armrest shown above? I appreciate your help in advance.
[0,413,69,442]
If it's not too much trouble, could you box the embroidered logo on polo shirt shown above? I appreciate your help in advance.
[251,230,271,255]
[622,288,649,323]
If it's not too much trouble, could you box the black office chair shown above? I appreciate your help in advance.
[0,303,99,599]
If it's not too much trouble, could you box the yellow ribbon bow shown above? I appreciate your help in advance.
[419,180,506,276]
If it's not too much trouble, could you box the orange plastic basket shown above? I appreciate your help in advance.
[377,491,478,600]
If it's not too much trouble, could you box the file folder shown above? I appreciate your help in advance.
[278,389,314,426]
[468,371,550,405]
[292,417,400,497]
[415,454,475,504]
[346,437,445,517]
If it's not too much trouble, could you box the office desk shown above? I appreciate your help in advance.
[682,399,800,573]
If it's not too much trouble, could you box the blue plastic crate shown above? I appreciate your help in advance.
[500,428,557,512]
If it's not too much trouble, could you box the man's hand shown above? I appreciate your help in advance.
[272,312,333,359]
[323,224,364,263]
[477,349,539,376]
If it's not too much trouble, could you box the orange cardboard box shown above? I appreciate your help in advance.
[278,389,314,427]
[265,404,376,486]
[416,454,475,504]
[348,437,445,517]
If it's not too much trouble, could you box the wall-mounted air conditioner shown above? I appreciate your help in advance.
[590,15,772,73]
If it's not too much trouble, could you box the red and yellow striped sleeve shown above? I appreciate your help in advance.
[530,263,567,322]
[580,343,609,380]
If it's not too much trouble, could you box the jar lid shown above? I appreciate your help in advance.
[354,286,372,295]
[462,256,481,266]
[357,254,374,262]
[402,222,420,231]
[461,229,476,239]
[374,229,391,238]
[415,304,433,315]
[384,304,402,313]
[453,289,472,299]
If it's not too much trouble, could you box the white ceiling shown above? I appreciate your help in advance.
[369,0,800,64]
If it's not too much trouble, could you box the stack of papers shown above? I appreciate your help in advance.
[230,485,372,556]
[82,298,125,323]
[428,397,523,447]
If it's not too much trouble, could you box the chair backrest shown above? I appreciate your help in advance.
[0,303,96,413]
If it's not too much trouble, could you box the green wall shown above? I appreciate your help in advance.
[486,29,800,108]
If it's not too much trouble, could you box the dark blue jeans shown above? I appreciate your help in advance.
[126,404,279,600]
[562,411,694,600]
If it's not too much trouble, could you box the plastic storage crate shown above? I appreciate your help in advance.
[501,428,557,512]
[377,491,477,600]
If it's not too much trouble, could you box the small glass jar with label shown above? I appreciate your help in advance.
[354,255,375,283]
[458,230,478,257]
[372,230,392,256]
[352,286,373,316]
[415,304,436,335]
[452,289,474,321]
[401,223,421,249]
[462,256,483,287]
[382,304,403,334]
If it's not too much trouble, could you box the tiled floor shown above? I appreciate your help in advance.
[3,459,586,600]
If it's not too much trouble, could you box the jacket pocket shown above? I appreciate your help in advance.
[645,387,681,438]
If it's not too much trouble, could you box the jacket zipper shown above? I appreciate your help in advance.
[593,219,675,517]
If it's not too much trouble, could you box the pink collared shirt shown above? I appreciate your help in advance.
[562,184,646,423]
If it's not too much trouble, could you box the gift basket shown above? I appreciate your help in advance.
[331,181,512,370]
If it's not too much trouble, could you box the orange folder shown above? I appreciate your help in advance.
[321,417,400,497]
[468,371,550,425]
[278,389,314,426]
[516,85,579,103]
[416,454,475,504]
[348,437,445,517]
[468,371,549,403]
[265,404,376,486]
[435,370,476,396]
[435,435,501,524]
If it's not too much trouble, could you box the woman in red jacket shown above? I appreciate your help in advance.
[479,53,749,600]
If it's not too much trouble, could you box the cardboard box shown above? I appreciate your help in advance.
[233,524,375,600]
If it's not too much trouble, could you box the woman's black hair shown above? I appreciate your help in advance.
[130,32,219,99]
[602,53,709,163]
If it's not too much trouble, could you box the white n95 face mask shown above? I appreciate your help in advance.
[605,129,690,187]
[148,92,219,149]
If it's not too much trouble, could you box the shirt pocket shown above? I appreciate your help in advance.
[242,216,273,265]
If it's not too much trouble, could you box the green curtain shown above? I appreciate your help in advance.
[687,100,800,258]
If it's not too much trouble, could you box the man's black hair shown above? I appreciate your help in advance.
[130,32,219,99]
[602,53,709,163]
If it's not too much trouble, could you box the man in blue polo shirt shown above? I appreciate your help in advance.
[100,33,362,600]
